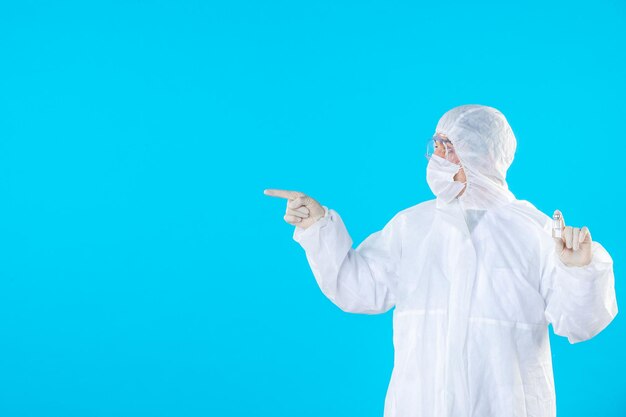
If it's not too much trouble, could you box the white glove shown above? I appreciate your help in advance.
[264,188,326,230]
[552,209,593,267]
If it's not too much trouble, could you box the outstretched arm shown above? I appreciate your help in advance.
[292,207,402,314]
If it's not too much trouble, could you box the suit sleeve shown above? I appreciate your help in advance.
[292,206,403,314]
[539,220,618,344]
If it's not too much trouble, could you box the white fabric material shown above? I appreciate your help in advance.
[462,208,487,234]
[426,155,466,203]
[293,202,617,417]
[291,105,618,417]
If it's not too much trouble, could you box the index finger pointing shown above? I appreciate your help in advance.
[263,189,305,200]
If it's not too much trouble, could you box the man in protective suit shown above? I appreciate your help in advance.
[264,104,618,417]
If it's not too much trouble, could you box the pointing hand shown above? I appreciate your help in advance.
[552,209,593,267]
[264,189,326,230]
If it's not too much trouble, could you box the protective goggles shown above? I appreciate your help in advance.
[425,134,461,164]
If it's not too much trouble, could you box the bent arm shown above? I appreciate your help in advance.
[540,226,618,344]
[292,206,402,314]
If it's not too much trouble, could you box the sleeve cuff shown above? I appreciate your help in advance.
[551,242,614,296]
[292,205,330,243]
[554,241,613,279]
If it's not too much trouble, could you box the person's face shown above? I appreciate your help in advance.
[433,133,460,164]
[433,134,466,193]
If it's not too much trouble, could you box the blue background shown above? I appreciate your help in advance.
[0,0,624,416]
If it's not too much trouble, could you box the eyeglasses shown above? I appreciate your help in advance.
[425,134,461,164]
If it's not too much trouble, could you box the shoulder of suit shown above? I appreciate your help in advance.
[390,199,437,223]
[503,199,551,230]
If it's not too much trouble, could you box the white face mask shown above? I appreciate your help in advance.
[426,154,466,203]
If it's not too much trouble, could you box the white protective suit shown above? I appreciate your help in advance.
[292,105,618,417]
